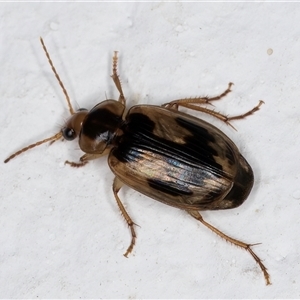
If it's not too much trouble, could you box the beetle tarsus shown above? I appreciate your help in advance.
[65,160,88,168]
[227,100,264,122]
[247,246,271,285]
[123,221,137,257]
[111,51,126,105]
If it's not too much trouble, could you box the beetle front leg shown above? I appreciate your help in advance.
[65,154,97,167]
[111,51,126,106]
[113,177,137,257]
[187,210,271,285]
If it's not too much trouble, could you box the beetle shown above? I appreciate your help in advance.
[5,38,270,285]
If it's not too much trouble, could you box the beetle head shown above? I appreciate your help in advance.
[62,108,89,141]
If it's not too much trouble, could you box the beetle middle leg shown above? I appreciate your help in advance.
[163,82,234,110]
[187,210,271,285]
[163,83,263,128]
[170,100,263,129]
[113,177,137,257]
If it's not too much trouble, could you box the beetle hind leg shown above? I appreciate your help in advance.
[113,177,137,257]
[187,210,271,285]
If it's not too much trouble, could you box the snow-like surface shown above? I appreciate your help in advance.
[1,2,299,298]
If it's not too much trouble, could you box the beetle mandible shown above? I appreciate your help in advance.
[4,38,270,285]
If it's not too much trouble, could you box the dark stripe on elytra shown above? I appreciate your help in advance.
[115,113,223,173]
[81,108,122,140]
[175,117,220,166]
[225,148,235,165]
[112,112,228,196]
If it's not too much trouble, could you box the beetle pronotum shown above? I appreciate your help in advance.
[5,38,270,285]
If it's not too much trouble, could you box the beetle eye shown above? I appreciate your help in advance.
[62,127,76,140]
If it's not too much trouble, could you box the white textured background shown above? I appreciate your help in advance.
[0,2,299,298]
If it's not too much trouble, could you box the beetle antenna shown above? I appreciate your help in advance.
[40,37,75,115]
[4,132,62,163]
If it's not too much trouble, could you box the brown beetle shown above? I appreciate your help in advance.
[5,38,270,285]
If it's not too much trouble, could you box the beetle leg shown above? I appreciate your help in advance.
[226,100,264,122]
[163,83,263,129]
[113,177,137,257]
[64,154,94,167]
[187,210,271,285]
[65,148,111,167]
[169,101,263,129]
[111,51,126,106]
[163,82,234,109]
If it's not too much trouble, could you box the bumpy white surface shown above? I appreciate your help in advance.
[0,2,299,298]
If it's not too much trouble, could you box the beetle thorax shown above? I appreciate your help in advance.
[79,100,125,154]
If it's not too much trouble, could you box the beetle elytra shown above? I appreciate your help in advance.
[5,38,270,285]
